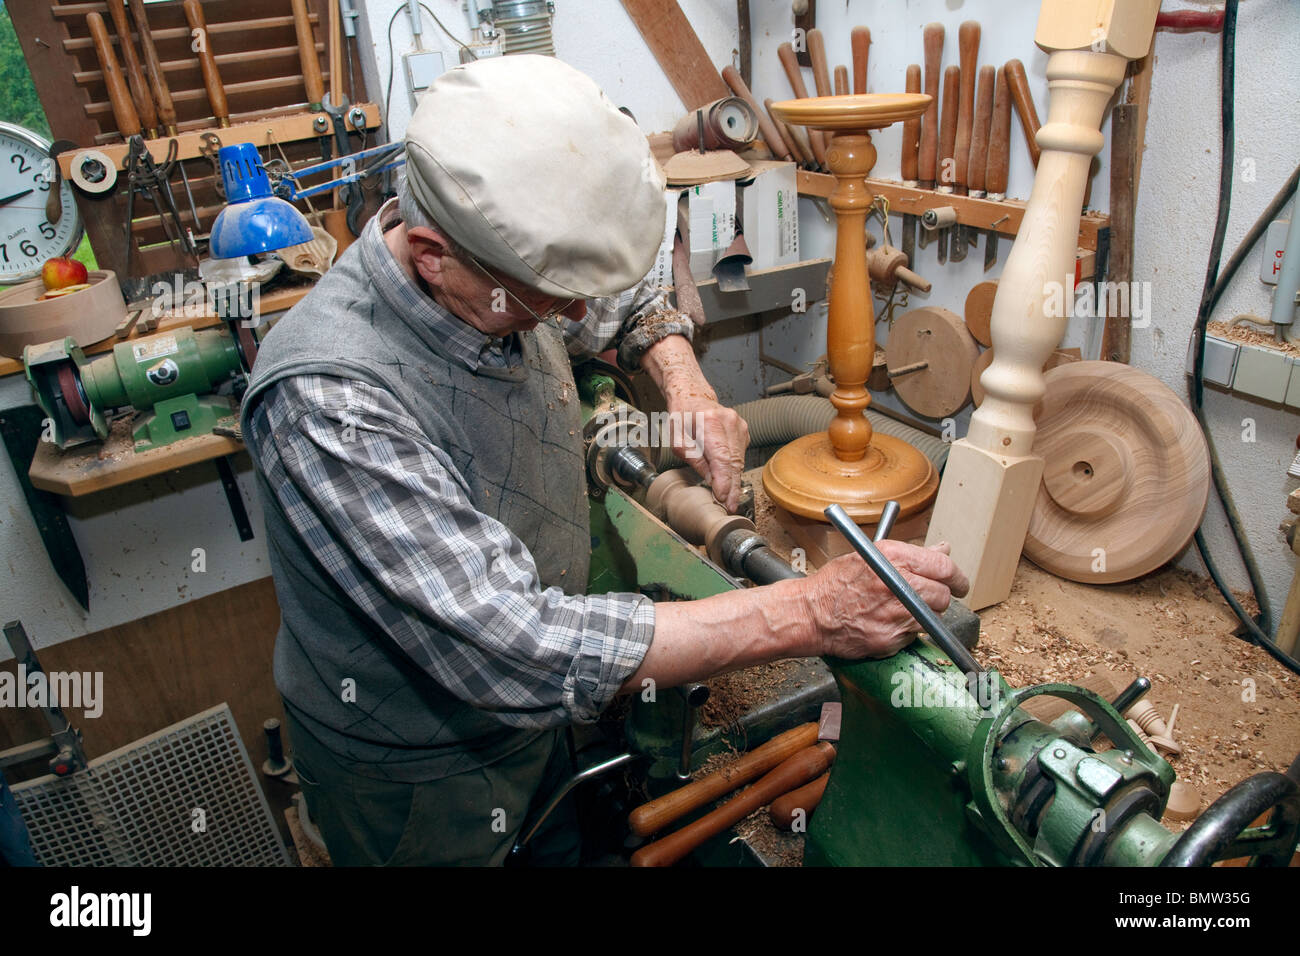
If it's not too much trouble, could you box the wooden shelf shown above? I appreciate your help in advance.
[29,422,244,497]
[695,258,831,323]
[796,170,1110,251]
[0,284,311,379]
[57,104,382,174]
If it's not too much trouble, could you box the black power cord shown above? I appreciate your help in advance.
[1187,0,1300,676]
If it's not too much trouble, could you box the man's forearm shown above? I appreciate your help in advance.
[639,333,715,405]
[618,579,819,693]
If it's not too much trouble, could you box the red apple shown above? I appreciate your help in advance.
[41,257,88,292]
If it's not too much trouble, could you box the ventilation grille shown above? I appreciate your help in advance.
[13,704,293,867]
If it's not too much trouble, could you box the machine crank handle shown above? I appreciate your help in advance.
[825,503,982,678]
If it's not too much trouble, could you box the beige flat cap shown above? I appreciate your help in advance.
[404,55,667,299]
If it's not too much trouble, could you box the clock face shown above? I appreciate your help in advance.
[0,122,83,283]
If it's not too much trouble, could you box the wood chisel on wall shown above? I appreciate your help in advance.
[983,64,1012,271]
[950,21,980,262]
[936,65,959,264]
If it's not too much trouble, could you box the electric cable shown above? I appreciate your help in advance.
[1187,0,1300,675]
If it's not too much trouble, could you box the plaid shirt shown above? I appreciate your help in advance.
[247,203,692,727]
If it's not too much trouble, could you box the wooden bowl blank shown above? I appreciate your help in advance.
[1024,361,1210,584]
[0,270,126,359]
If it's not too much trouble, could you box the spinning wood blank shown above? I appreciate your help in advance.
[1024,361,1210,584]
[886,307,979,419]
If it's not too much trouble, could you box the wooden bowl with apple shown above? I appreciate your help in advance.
[0,258,127,359]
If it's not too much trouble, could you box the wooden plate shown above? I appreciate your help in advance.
[0,270,125,359]
[1024,361,1210,584]
[885,306,979,419]
[769,93,931,131]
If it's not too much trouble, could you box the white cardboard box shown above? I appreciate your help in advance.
[686,181,737,278]
[740,160,800,271]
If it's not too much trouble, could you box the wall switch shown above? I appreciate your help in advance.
[404,50,446,111]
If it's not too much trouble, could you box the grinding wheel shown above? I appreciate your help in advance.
[57,362,91,425]
[885,307,979,419]
[963,280,997,347]
[1024,361,1210,584]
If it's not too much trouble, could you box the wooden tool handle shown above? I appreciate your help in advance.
[631,743,836,867]
[183,0,229,127]
[128,0,175,132]
[723,65,790,161]
[833,65,849,96]
[938,66,960,191]
[954,20,980,191]
[850,26,870,94]
[777,42,827,168]
[901,64,922,184]
[770,772,830,829]
[87,13,140,139]
[968,65,996,195]
[765,97,809,166]
[777,42,812,99]
[985,65,1012,198]
[1005,58,1041,167]
[807,29,832,97]
[105,0,157,134]
[627,722,818,837]
[291,0,325,108]
[919,22,944,185]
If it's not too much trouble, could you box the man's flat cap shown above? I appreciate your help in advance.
[404,55,667,299]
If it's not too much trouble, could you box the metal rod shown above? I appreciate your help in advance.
[511,751,638,854]
[825,503,982,677]
[873,500,901,542]
[1110,676,1151,715]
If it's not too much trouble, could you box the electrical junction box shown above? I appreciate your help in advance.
[404,50,446,112]
[1185,333,1239,387]
[1285,357,1300,409]
[1232,343,1292,403]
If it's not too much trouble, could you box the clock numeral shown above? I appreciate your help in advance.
[0,244,7,264]
[10,153,32,175]
[19,240,37,258]
[39,221,56,240]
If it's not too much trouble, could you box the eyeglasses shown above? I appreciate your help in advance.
[461,250,576,324]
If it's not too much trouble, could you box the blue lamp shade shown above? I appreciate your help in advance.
[209,143,314,258]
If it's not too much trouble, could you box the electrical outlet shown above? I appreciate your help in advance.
[1233,343,1292,403]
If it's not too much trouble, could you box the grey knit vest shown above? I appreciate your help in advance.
[241,220,590,782]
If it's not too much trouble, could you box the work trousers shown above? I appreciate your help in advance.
[286,710,580,866]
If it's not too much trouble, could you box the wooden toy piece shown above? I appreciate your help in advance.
[765,93,938,526]
[1164,781,1201,822]
[923,0,1160,610]
[885,307,979,419]
[1023,362,1209,585]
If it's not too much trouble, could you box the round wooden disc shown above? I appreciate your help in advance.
[963,280,997,347]
[885,307,979,419]
[1024,361,1210,584]
[970,347,994,406]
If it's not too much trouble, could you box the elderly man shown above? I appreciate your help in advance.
[241,55,966,866]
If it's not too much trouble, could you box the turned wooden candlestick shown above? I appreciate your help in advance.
[764,93,936,524]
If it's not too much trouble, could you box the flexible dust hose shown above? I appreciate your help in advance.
[655,395,950,471]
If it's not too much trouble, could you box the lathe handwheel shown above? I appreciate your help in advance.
[1160,771,1300,867]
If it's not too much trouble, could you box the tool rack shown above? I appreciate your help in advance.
[9,0,383,283]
